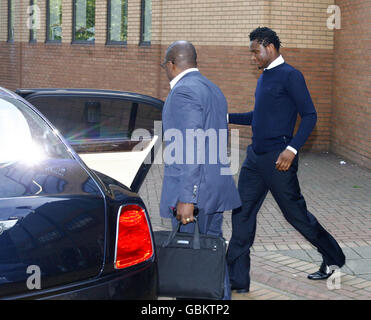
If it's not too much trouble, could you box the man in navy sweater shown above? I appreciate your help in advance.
[226,27,345,293]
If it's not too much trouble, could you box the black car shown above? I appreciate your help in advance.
[0,87,163,299]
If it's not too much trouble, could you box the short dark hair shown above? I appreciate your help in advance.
[166,40,197,69]
[249,27,281,51]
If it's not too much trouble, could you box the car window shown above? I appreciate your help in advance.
[134,101,162,134]
[0,96,73,198]
[28,95,161,140]
[27,95,162,153]
[0,96,72,163]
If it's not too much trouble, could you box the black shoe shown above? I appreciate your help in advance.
[307,261,335,280]
[231,287,249,293]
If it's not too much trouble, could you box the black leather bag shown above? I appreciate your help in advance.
[154,219,227,299]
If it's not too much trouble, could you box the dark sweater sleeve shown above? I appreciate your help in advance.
[287,70,317,151]
[228,111,253,125]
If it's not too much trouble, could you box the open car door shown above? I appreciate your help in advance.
[16,89,163,193]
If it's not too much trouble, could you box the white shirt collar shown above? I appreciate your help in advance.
[170,68,199,89]
[265,55,285,70]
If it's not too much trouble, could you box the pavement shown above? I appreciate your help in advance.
[138,149,371,300]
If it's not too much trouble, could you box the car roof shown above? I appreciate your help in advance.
[1,87,165,112]
[0,87,19,99]
[15,88,164,107]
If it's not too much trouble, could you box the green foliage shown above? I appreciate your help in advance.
[109,0,128,42]
[74,0,96,41]
[142,0,152,43]
[49,0,62,41]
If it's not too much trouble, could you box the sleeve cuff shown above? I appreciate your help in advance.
[286,146,298,155]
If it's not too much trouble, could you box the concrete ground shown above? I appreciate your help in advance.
[138,150,371,300]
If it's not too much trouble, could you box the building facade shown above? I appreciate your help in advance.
[0,0,370,168]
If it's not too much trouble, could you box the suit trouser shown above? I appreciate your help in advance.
[171,212,231,300]
[226,145,346,290]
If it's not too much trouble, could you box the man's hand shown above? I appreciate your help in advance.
[275,149,296,171]
[176,202,195,224]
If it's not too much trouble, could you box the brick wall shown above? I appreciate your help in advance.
[155,0,335,49]
[0,42,21,89]
[21,43,162,97]
[157,0,336,151]
[268,0,335,49]
[331,0,371,169]
[180,45,333,152]
[0,0,8,42]
[0,1,369,167]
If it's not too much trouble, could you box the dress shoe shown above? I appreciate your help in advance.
[307,261,335,280]
[231,287,249,293]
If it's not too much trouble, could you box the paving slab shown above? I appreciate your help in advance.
[346,259,371,275]
[138,151,371,300]
[275,249,313,261]
[352,247,371,259]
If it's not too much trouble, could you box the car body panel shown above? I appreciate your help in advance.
[0,92,107,297]
[0,87,162,299]
[4,257,157,300]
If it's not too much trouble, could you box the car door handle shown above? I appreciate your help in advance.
[7,216,23,220]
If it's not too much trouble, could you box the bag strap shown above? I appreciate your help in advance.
[162,218,201,250]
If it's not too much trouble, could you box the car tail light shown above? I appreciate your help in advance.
[114,204,154,269]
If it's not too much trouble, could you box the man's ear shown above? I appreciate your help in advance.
[267,43,276,55]
[169,61,175,70]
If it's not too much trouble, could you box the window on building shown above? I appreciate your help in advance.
[47,0,62,42]
[29,0,39,42]
[73,0,96,43]
[107,0,128,44]
[140,0,152,45]
[8,0,15,42]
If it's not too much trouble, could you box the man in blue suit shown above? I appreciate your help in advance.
[159,40,241,300]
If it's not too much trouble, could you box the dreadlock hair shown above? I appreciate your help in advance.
[249,27,281,51]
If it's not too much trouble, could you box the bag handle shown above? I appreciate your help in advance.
[162,218,201,250]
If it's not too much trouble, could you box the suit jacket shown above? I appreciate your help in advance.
[160,71,241,218]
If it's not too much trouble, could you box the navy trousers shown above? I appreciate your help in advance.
[171,211,231,300]
[226,145,346,291]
